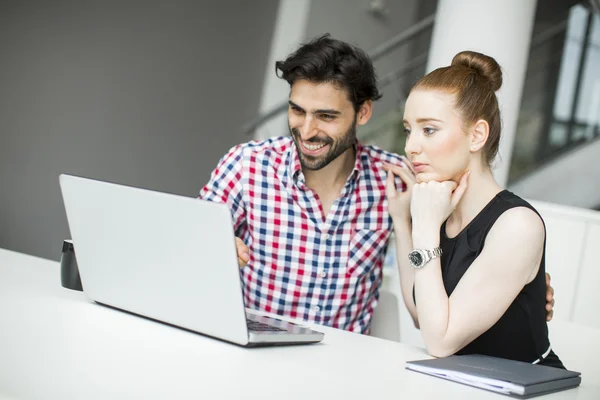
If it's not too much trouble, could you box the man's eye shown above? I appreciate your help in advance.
[320,114,335,120]
[290,106,303,114]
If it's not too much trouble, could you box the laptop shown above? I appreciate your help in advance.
[59,174,324,347]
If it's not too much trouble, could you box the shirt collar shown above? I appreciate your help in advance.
[290,141,303,182]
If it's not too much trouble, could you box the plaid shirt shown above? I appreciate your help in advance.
[199,136,407,333]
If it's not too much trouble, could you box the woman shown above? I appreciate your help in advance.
[384,51,564,368]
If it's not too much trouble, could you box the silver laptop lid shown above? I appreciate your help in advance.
[59,174,250,346]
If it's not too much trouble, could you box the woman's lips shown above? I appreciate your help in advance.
[412,162,428,172]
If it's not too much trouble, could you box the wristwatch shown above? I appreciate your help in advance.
[408,247,443,269]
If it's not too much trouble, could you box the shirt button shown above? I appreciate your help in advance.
[320,270,327,278]
[323,233,330,240]
[313,306,320,312]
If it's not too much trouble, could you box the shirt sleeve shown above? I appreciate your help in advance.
[199,144,248,239]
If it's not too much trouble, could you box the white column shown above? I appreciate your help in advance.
[426,0,538,187]
[255,0,311,141]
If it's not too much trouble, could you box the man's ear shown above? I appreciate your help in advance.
[357,100,373,125]
[470,119,489,153]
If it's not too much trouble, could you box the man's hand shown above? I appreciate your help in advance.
[236,237,249,268]
[546,272,555,322]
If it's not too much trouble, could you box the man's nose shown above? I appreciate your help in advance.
[298,116,319,140]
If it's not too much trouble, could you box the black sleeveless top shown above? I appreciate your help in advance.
[435,190,563,368]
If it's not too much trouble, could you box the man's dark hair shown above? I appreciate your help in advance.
[275,34,382,112]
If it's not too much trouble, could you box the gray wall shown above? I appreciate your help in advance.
[0,0,278,260]
[304,0,437,124]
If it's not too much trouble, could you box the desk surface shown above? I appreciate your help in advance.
[1,248,599,400]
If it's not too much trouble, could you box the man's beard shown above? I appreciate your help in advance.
[290,115,357,171]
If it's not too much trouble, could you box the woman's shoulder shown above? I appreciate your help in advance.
[496,190,541,216]
[489,202,545,246]
[466,190,543,237]
[495,190,544,225]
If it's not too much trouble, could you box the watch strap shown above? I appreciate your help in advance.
[427,247,443,259]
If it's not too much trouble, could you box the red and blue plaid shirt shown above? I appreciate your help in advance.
[199,136,407,333]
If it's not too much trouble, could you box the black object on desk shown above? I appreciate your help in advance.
[407,354,581,398]
[60,239,83,291]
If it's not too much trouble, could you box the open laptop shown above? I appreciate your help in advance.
[59,174,324,347]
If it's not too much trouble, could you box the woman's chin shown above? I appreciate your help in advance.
[415,172,435,184]
[415,172,451,184]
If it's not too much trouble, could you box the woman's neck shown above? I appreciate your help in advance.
[447,167,502,235]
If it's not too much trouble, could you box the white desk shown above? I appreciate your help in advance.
[1,248,598,400]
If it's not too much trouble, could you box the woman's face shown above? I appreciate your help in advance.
[403,89,472,184]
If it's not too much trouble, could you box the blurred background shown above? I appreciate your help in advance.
[1,0,599,260]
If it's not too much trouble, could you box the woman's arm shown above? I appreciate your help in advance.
[393,220,418,327]
[413,206,544,357]
[384,163,419,326]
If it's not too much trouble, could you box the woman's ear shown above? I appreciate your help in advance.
[357,100,373,126]
[470,119,489,152]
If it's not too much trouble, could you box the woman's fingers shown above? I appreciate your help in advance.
[450,171,470,210]
[386,170,397,199]
[383,162,417,187]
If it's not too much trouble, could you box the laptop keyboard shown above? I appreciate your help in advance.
[246,319,286,332]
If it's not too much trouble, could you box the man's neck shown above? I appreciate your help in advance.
[303,147,356,192]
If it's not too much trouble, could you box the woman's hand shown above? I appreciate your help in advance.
[411,171,470,237]
[383,162,417,225]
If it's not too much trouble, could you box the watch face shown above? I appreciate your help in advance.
[409,250,424,267]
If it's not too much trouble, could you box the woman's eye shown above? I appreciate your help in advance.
[424,127,437,135]
[403,127,411,136]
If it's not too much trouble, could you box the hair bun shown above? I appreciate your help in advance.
[451,51,502,92]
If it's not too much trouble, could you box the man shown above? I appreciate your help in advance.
[199,34,555,334]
